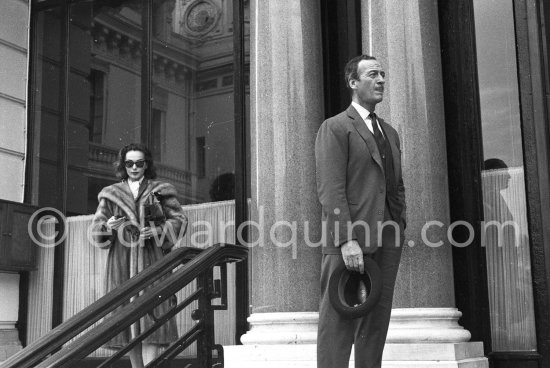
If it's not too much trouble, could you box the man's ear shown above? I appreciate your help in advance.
[348,78,357,90]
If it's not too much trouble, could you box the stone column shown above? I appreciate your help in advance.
[364,0,455,310]
[232,0,324,348]
[227,1,488,367]
[245,0,324,316]
[359,0,487,366]
[0,0,29,361]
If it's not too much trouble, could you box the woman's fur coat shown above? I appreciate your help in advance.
[92,179,188,348]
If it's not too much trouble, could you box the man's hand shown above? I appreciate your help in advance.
[340,240,364,274]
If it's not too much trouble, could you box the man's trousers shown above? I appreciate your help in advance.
[317,224,403,368]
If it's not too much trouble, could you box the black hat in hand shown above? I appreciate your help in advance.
[328,256,382,319]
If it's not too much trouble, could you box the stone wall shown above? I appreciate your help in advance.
[0,0,30,360]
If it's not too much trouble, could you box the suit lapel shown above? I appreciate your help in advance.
[379,118,401,179]
[347,105,383,170]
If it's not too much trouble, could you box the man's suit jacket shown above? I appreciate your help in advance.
[315,105,406,254]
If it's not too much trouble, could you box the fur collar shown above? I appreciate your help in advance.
[97,180,177,222]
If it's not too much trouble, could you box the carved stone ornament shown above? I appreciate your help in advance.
[181,0,221,37]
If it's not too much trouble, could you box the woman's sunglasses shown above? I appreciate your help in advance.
[124,160,146,168]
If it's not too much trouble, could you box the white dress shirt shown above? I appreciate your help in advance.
[128,177,144,199]
[351,101,385,138]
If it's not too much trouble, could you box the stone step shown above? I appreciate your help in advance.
[224,343,488,368]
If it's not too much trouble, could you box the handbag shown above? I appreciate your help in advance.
[143,191,172,255]
[143,191,166,226]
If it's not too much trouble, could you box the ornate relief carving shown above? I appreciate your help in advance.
[180,0,221,38]
[163,0,177,26]
[91,21,191,88]
[180,0,195,8]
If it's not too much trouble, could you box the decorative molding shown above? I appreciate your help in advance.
[241,312,317,345]
[182,0,221,36]
[241,308,472,345]
[0,146,25,160]
[0,322,17,329]
[33,105,88,128]
[88,143,118,167]
[0,38,27,55]
[225,342,488,368]
[174,0,229,40]
[163,0,177,26]
[231,309,487,367]
[88,143,193,186]
[387,308,471,343]
[91,20,193,90]
[196,84,234,99]
[0,92,26,107]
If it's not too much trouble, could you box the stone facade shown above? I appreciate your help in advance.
[0,0,29,359]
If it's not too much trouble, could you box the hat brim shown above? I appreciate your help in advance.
[328,256,382,319]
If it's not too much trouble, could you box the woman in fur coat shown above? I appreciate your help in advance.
[92,143,188,368]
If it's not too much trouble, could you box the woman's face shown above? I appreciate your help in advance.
[124,150,147,181]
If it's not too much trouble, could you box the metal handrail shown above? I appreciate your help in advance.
[1,243,247,368]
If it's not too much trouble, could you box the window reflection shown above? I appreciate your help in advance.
[35,0,249,213]
[473,0,536,352]
[28,0,249,356]
[32,8,63,208]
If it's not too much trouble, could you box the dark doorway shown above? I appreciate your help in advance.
[320,0,362,118]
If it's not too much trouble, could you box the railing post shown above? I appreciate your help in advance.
[196,269,215,367]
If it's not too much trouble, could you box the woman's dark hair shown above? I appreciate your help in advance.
[114,143,157,180]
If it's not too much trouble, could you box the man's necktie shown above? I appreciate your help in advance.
[369,113,399,221]
[369,113,385,158]
[369,112,384,143]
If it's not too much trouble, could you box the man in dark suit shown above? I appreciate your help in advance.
[315,55,406,368]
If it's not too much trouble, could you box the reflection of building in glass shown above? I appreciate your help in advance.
[209,172,235,201]
[34,1,248,214]
[20,0,250,361]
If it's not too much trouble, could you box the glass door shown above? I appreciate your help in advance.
[473,0,537,353]
[27,0,249,357]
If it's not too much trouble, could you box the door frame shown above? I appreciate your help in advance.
[438,0,550,366]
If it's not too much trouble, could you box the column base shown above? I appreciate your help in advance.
[225,309,488,367]
[225,343,488,367]
[0,329,22,361]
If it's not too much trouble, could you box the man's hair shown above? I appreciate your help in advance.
[484,158,508,171]
[209,172,235,201]
[114,142,158,180]
[344,55,377,90]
